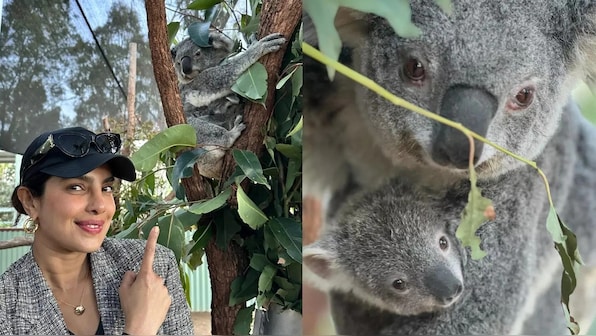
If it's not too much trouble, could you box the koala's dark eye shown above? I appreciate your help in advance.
[402,58,426,84]
[392,279,407,291]
[439,236,449,250]
[194,49,201,56]
[511,87,534,109]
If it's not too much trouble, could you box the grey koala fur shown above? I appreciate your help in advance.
[172,31,285,179]
[304,0,596,334]
[304,178,466,316]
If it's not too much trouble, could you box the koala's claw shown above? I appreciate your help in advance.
[257,33,286,54]
[232,115,246,132]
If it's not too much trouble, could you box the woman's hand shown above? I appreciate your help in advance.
[119,227,172,335]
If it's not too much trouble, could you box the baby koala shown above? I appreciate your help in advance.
[304,178,466,316]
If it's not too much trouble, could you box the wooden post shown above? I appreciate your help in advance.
[122,42,137,157]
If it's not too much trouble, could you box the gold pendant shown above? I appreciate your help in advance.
[74,305,85,315]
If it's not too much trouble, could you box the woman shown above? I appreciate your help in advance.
[0,126,194,335]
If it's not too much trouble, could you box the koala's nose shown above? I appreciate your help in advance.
[181,56,193,75]
[424,266,464,305]
[431,85,497,169]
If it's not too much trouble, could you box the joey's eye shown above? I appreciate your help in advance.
[402,58,426,84]
[194,49,201,56]
[392,279,407,291]
[439,236,449,250]
[511,87,534,109]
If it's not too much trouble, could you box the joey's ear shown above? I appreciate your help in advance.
[303,244,339,290]
[209,31,234,52]
[16,187,40,219]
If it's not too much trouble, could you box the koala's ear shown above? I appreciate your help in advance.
[209,31,234,52]
[303,244,340,291]
[556,2,596,81]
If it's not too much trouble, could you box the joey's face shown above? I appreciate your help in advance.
[335,188,465,316]
[354,1,572,179]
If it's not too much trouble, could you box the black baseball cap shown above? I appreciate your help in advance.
[20,127,136,183]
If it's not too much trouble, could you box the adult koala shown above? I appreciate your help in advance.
[303,0,596,334]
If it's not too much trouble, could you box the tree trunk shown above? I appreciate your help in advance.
[145,1,301,334]
[144,2,254,335]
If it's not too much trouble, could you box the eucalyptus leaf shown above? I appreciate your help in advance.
[287,116,303,138]
[275,144,302,161]
[455,181,493,260]
[229,269,259,305]
[232,149,270,188]
[233,303,255,336]
[130,124,196,172]
[187,21,212,47]
[250,253,271,272]
[144,214,186,262]
[188,188,231,214]
[171,148,207,197]
[214,210,241,250]
[267,218,302,263]
[258,264,277,295]
[187,0,223,10]
[276,66,299,89]
[188,223,213,255]
[237,185,268,229]
[167,22,180,44]
[231,62,268,100]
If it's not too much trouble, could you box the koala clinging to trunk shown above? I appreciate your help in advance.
[304,178,466,316]
[304,1,596,335]
[172,30,285,179]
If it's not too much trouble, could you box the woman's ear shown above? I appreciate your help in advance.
[16,187,39,219]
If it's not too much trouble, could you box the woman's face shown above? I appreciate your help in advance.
[33,165,116,254]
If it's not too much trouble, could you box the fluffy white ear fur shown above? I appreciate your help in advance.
[303,246,340,292]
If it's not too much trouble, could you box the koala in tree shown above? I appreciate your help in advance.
[304,1,596,334]
[304,178,466,316]
[172,30,285,178]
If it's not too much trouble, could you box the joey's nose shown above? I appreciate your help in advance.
[424,266,464,305]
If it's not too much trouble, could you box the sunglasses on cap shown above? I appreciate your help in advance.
[26,132,122,169]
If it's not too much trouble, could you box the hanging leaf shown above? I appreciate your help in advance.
[214,210,242,250]
[230,269,259,305]
[237,185,268,229]
[286,116,303,138]
[130,124,196,172]
[171,148,207,197]
[188,222,213,255]
[276,66,299,89]
[167,21,180,44]
[188,188,231,214]
[434,0,454,15]
[267,218,302,263]
[232,149,270,188]
[187,0,223,10]
[455,156,494,260]
[142,214,186,262]
[546,207,583,335]
[231,62,268,100]
[233,303,255,336]
[187,21,212,47]
[275,144,302,161]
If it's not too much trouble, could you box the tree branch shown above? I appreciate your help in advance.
[0,236,33,250]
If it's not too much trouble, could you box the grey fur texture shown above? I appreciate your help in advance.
[304,178,466,316]
[304,0,596,334]
[172,31,285,178]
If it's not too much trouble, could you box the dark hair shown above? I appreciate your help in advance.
[11,173,51,214]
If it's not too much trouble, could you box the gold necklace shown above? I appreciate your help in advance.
[54,268,89,316]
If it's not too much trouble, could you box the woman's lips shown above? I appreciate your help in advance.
[76,220,104,234]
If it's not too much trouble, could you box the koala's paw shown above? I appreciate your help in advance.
[256,33,286,56]
[230,115,247,136]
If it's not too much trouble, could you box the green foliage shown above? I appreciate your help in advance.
[120,1,302,333]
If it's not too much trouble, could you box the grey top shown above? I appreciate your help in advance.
[0,237,194,335]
